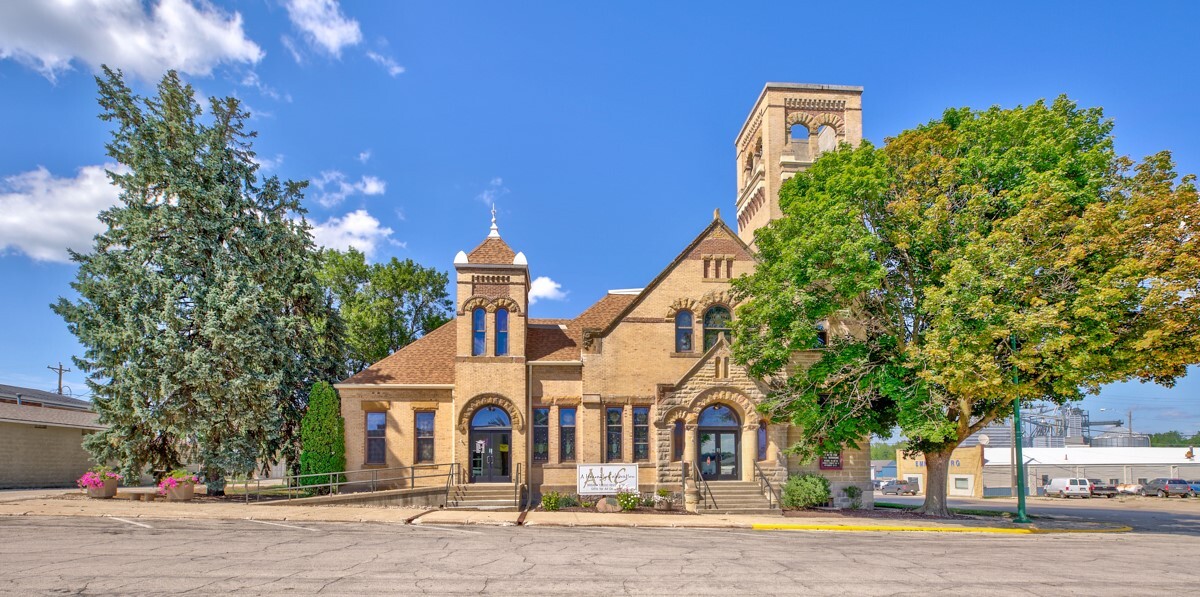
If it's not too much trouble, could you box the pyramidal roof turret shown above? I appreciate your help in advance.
[456,204,525,266]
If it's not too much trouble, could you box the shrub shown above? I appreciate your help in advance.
[843,485,863,510]
[299,382,346,495]
[615,491,640,511]
[782,474,831,509]
[560,495,579,508]
[656,488,672,498]
[579,499,595,508]
[541,491,564,511]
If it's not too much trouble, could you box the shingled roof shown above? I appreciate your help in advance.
[466,237,517,265]
[341,320,457,385]
[0,401,102,430]
[527,320,578,362]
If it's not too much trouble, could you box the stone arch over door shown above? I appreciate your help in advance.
[457,393,525,433]
[686,388,760,427]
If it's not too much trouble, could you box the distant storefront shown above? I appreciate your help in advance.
[895,445,984,498]
[0,384,102,489]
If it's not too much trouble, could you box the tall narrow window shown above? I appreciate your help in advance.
[675,311,693,353]
[495,308,509,356]
[815,322,828,347]
[532,407,549,462]
[633,407,650,461]
[672,420,684,461]
[471,308,486,356]
[559,408,576,462]
[415,411,435,463]
[605,406,623,462]
[757,421,768,461]
[366,412,387,465]
[703,306,732,350]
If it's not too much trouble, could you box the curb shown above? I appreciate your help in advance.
[752,523,1134,535]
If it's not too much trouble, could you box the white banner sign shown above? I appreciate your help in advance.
[577,464,639,495]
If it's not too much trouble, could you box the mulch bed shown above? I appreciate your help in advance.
[542,506,696,516]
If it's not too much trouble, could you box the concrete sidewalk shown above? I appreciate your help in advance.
[0,491,1130,533]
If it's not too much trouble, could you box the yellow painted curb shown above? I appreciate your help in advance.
[752,523,1133,535]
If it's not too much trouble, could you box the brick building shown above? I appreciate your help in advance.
[336,83,872,509]
[0,384,102,489]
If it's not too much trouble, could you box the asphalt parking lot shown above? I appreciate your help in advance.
[877,492,1200,535]
[1,515,1197,595]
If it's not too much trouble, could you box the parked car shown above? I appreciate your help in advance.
[1046,478,1092,498]
[880,479,918,495]
[1087,479,1118,498]
[1141,478,1195,498]
[1117,483,1143,495]
[1189,481,1200,494]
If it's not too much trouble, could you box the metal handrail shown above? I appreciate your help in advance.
[513,462,523,507]
[753,462,781,510]
[691,463,716,510]
[238,462,459,503]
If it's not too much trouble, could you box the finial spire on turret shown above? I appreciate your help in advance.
[488,203,500,238]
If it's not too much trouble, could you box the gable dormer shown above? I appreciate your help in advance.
[454,209,529,359]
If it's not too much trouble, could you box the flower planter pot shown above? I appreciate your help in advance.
[653,501,673,511]
[87,477,118,499]
[165,482,195,502]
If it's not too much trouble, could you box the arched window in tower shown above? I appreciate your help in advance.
[675,310,693,353]
[790,122,811,141]
[495,308,509,356]
[703,306,731,351]
[472,308,486,356]
[817,124,838,154]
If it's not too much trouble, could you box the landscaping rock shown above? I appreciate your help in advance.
[596,497,621,513]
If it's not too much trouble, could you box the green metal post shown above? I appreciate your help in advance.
[1012,334,1032,524]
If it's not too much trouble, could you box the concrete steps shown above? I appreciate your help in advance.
[699,481,780,516]
[447,483,519,510]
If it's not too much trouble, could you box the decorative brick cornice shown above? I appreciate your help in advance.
[784,97,846,111]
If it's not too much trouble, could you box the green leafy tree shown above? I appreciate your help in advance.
[317,247,452,372]
[299,382,346,492]
[732,97,1200,516]
[53,68,343,492]
[1148,431,1200,447]
[870,440,907,461]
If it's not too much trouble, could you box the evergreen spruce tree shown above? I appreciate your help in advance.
[299,382,346,493]
[53,67,343,492]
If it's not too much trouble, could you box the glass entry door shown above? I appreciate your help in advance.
[698,430,739,481]
[470,430,511,483]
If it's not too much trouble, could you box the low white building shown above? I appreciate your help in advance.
[983,446,1200,496]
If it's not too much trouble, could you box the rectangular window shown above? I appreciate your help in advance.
[633,407,649,461]
[605,406,623,462]
[559,408,576,462]
[414,411,435,463]
[533,407,550,462]
[366,412,387,465]
[954,477,969,490]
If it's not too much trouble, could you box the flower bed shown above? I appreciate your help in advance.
[158,470,199,502]
[77,467,123,499]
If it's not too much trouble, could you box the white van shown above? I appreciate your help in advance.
[1045,478,1092,498]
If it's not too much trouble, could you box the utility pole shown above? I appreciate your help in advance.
[47,362,70,395]
[1011,335,1031,524]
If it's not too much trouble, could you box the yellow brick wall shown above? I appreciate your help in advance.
[339,387,453,486]
[0,422,97,489]
[895,445,984,498]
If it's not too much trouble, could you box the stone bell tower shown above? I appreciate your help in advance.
[733,83,864,245]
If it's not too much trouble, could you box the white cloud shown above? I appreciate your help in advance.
[0,164,125,263]
[0,0,263,82]
[310,210,397,257]
[310,170,387,208]
[252,153,284,172]
[283,0,362,58]
[529,276,568,305]
[357,150,372,164]
[476,177,509,205]
[366,51,405,77]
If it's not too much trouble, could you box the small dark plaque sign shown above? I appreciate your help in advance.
[819,451,843,470]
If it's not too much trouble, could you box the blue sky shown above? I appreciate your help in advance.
[0,1,1196,433]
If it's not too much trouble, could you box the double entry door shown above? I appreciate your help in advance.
[698,429,739,481]
[470,429,511,483]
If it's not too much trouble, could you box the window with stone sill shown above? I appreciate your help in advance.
[605,406,623,463]
[366,412,386,465]
[559,407,576,462]
[703,306,732,350]
[532,407,549,462]
[674,310,693,353]
[471,308,486,356]
[633,407,650,461]
[415,411,435,463]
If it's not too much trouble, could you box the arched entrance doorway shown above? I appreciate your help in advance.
[469,406,512,483]
[697,404,740,481]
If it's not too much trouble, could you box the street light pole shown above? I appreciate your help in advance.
[1012,334,1032,524]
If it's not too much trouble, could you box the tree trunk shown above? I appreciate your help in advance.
[916,449,951,517]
